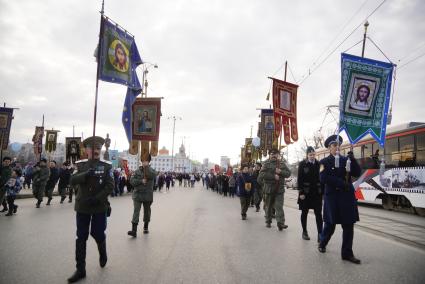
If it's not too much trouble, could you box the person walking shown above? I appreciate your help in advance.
[128,155,157,237]
[58,162,73,204]
[228,173,236,198]
[258,148,291,230]
[4,168,22,216]
[318,135,362,264]
[67,136,114,283]
[32,159,50,208]
[45,160,59,205]
[297,146,323,241]
[237,165,253,220]
[252,162,263,212]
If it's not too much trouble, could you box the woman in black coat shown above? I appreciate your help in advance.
[297,146,323,241]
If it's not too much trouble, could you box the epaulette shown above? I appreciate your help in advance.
[75,159,88,164]
[100,159,112,165]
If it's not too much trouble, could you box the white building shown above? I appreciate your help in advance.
[151,144,193,173]
[120,151,139,171]
[220,156,230,170]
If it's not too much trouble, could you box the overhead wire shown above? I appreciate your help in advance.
[298,0,388,85]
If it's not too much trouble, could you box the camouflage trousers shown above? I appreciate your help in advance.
[264,193,285,225]
[32,184,45,201]
[132,200,152,224]
[254,188,263,208]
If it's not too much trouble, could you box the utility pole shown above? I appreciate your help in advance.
[168,115,182,172]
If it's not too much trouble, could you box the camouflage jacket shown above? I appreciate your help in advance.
[257,158,291,194]
[32,165,50,187]
[130,166,157,202]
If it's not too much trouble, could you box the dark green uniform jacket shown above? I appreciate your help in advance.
[130,166,157,202]
[70,159,114,214]
[257,158,291,194]
[0,166,12,193]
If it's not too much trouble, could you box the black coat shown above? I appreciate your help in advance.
[297,159,322,210]
[320,154,361,224]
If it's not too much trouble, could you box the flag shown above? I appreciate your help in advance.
[32,126,44,155]
[45,130,59,152]
[99,17,143,88]
[271,77,298,144]
[339,53,394,146]
[0,107,14,150]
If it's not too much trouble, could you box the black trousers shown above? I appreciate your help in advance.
[7,196,16,213]
[320,222,354,258]
[301,208,323,234]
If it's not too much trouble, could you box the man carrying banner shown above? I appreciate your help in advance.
[318,135,361,264]
[257,148,291,230]
[128,154,157,237]
[68,136,114,283]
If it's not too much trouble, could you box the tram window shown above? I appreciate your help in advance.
[353,146,361,158]
[399,135,414,166]
[385,137,399,166]
[416,133,425,166]
[417,133,425,150]
[399,135,414,152]
[363,144,373,158]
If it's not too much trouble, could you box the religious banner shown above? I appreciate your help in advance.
[65,137,82,164]
[271,77,298,144]
[132,97,161,142]
[99,16,142,89]
[339,53,394,146]
[140,140,150,162]
[32,126,44,155]
[109,149,119,168]
[244,138,253,164]
[45,130,59,152]
[260,109,274,152]
[0,107,13,150]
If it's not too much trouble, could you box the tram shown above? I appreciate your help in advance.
[315,122,425,216]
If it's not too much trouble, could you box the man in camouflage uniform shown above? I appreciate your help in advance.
[258,148,291,230]
[32,158,50,208]
[128,154,157,237]
[67,136,114,283]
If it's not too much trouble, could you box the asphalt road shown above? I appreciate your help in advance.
[1,184,425,284]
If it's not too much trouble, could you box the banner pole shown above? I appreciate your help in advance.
[361,21,369,58]
[91,3,105,156]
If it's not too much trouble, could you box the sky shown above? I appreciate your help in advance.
[1,0,424,164]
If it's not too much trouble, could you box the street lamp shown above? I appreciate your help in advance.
[167,115,182,172]
[141,62,158,97]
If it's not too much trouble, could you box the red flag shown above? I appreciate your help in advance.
[271,77,299,144]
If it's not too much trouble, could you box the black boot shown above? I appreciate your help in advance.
[60,196,66,204]
[68,197,72,203]
[302,231,310,240]
[46,198,52,206]
[36,200,41,208]
[277,223,288,231]
[143,222,149,234]
[68,239,86,283]
[96,240,107,268]
[127,222,138,237]
[13,205,18,214]
[5,208,13,216]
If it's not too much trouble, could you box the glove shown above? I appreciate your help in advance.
[86,197,99,206]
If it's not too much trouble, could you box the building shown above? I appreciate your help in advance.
[150,144,194,173]
[220,156,230,170]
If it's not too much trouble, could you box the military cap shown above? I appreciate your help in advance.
[40,158,47,163]
[2,156,12,161]
[306,146,315,154]
[324,135,343,148]
[82,136,105,148]
[255,162,262,167]
[270,148,280,154]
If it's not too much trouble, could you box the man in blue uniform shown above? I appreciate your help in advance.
[67,136,114,283]
[318,135,362,264]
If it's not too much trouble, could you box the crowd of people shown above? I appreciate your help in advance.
[0,133,363,283]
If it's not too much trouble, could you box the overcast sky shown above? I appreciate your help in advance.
[1,0,424,164]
